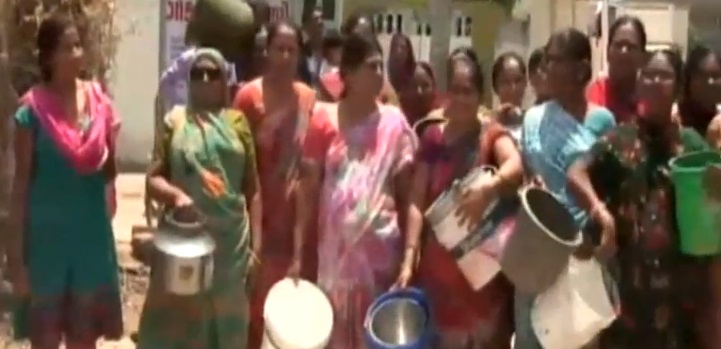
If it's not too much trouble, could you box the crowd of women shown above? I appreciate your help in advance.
[4,3,721,349]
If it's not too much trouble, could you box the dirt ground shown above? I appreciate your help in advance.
[0,174,150,349]
[0,267,148,349]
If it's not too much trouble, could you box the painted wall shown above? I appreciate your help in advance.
[113,0,299,170]
[342,0,507,102]
[112,0,160,170]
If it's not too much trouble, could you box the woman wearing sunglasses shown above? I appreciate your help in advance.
[138,48,262,349]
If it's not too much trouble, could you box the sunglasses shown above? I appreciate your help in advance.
[189,67,223,82]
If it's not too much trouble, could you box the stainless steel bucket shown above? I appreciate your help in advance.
[368,299,427,346]
[500,187,582,294]
[153,206,215,296]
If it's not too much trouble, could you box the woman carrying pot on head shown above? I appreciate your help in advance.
[7,14,123,349]
[681,46,721,148]
[587,16,647,124]
[405,53,523,349]
[567,49,717,349]
[232,21,317,349]
[516,28,616,349]
[318,13,397,105]
[491,51,528,142]
[295,31,416,349]
[138,48,262,349]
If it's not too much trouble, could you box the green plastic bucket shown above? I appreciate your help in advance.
[670,151,721,256]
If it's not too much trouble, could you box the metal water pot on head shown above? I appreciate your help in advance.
[152,206,216,296]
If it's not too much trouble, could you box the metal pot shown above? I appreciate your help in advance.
[152,206,215,296]
[425,166,519,290]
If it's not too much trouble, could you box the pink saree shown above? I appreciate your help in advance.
[303,104,416,349]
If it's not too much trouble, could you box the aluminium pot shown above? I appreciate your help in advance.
[152,206,215,296]
[499,187,582,294]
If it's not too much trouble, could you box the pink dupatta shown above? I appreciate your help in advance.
[21,81,120,216]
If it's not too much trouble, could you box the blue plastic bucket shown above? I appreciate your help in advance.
[364,288,434,349]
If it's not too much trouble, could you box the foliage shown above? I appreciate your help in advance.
[0,0,120,94]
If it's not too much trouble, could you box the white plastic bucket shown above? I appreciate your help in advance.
[531,256,617,349]
[262,278,334,349]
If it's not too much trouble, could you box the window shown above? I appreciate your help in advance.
[386,14,394,34]
[395,14,403,33]
[464,17,472,36]
[374,14,384,32]
[321,0,335,20]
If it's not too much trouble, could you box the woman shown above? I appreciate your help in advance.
[568,49,716,349]
[138,48,262,349]
[297,31,416,349]
[527,47,549,105]
[8,14,123,349]
[587,16,647,123]
[516,28,616,349]
[400,61,438,128]
[387,33,416,93]
[318,14,397,104]
[406,53,523,349]
[680,46,721,147]
[232,21,316,349]
[491,51,528,141]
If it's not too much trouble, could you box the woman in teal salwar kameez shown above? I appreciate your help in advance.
[7,15,122,349]
[139,48,263,349]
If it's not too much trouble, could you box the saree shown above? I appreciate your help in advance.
[233,78,317,349]
[136,107,256,349]
[303,104,416,349]
[416,119,514,349]
[137,47,255,349]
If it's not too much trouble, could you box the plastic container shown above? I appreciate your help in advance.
[262,278,333,349]
[669,151,721,256]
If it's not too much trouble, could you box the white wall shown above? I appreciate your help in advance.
[112,0,160,170]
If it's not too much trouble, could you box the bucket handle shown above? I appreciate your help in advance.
[162,205,208,232]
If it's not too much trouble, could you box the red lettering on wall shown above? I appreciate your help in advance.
[166,0,194,22]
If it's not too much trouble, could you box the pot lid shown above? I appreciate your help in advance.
[153,230,216,258]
